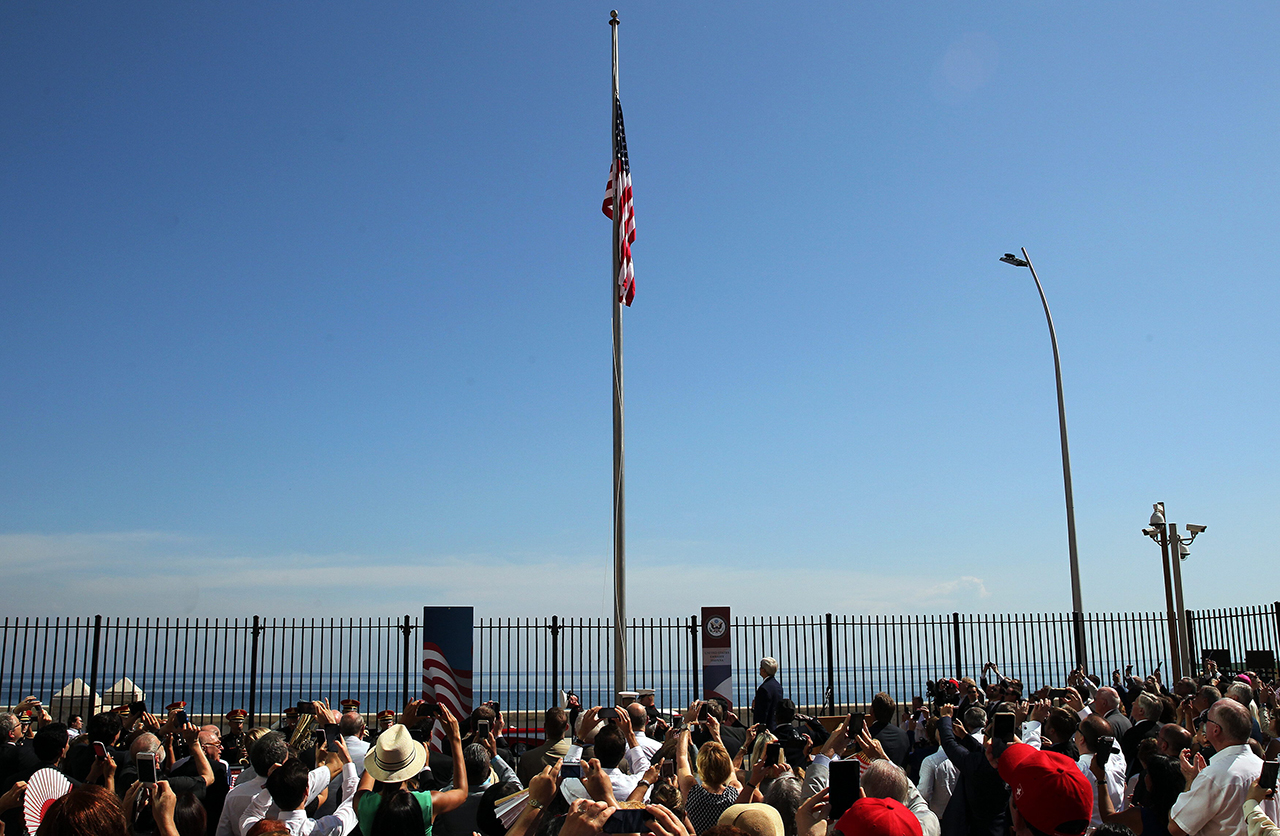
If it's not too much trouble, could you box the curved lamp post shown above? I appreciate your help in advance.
[1000,248,1085,668]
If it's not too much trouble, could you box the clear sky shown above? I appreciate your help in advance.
[2,2,1278,621]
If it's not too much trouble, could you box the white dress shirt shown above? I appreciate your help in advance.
[1170,744,1264,836]
[917,747,958,819]
[1076,748,1127,827]
[217,765,332,836]
[241,762,358,836]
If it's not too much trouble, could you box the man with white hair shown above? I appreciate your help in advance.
[1121,692,1163,776]
[753,657,784,732]
[862,759,940,836]
[1092,687,1133,740]
[1168,699,1262,836]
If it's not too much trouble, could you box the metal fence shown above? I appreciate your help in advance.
[3,604,1277,727]
[0,616,419,727]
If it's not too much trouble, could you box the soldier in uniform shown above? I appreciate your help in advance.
[370,709,395,742]
[223,709,249,765]
[274,706,300,737]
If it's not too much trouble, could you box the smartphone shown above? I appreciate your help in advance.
[848,712,866,733]
[1260,761,1280,791]
[598,707,619,721]
[476,720,491,738]
[671,715,684,730]
[422,701,442,717]
[130,701,147,714]
[765,742,780,766]
[137,752,159,784]
[1096,735,1116,760]
[1047,688,1068,701]
[312,729,327,747]
[174,710,187,726]
[698,704,710,722]
[93,742,109,760]
[993,713,1016,744]
[561,762,582,779]
[296,701,314,715]
[603,808,652,833]
[828,760,861,821]
[661,760,675,780]
[487,700,501,714]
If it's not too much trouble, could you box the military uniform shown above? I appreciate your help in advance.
[222,709,249,765]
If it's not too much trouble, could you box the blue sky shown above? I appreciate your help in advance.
[2,2,1278,620]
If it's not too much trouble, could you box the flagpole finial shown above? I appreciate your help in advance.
[610,10,619,24]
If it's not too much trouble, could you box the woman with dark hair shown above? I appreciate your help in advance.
[371,790,431,836]
[1090,752,1184,836]
[354,705,469,836]
[171,791,207,836]
[36,785,128,836]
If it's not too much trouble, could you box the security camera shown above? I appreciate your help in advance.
[1141,527,1157,537]
[1186,524,1206,534]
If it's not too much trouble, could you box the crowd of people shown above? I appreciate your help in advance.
[0,654,1278,836]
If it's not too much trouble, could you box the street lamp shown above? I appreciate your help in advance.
[1143,503,1205,677]
[1000,248,1085,669]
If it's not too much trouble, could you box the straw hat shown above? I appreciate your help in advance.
[364,724,428,783]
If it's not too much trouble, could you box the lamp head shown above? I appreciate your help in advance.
[1000,253,1029,268]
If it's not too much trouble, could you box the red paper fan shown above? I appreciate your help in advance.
[23,767,71,834]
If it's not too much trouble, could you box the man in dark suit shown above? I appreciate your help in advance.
[1120,692,1162,778]
[937,704,1008,836]
[752,657,784,731]
[869,692,911,768]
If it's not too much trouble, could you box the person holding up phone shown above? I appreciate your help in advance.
[1074,715,1126,828]
[353,704,471,836]
[674,723,744,835]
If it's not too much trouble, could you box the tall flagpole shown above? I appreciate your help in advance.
[609,9,627,699]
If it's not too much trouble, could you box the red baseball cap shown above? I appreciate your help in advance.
[835,798,922,836]
[998,743,1091,836]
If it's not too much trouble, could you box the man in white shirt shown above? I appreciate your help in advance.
[1169,699,1263,836]
[625,704,661,760]
[241,734,358,836]
[216,731,342,836]
[591,723,651,800]
[917,717,958,819]
[1074,715,1127,827]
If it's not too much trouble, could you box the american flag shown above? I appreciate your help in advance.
[602,94,635,306]
[422,607,473,754]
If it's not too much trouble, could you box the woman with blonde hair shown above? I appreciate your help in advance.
[675,711,745,836]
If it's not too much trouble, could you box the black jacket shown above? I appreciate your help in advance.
[870,720,910,768]
[938,717,1009,836]
[753,676,784,731]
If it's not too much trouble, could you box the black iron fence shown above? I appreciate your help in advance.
[4,604,1277,727]
[0,616,420,727]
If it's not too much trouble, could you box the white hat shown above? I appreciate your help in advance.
[364,724,428,783]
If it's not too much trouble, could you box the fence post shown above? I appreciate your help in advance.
[689,615,699,702]
[824,613,835,716]
[952,613,963,680]
[248,616,261,726]
[550,616,561,699]
[87,615,102,720]
[402,615,413,708]
[1273,602,1280,666]
[1184,610,1197,674]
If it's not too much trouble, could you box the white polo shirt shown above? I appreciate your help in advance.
[1169,744,1263,836]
